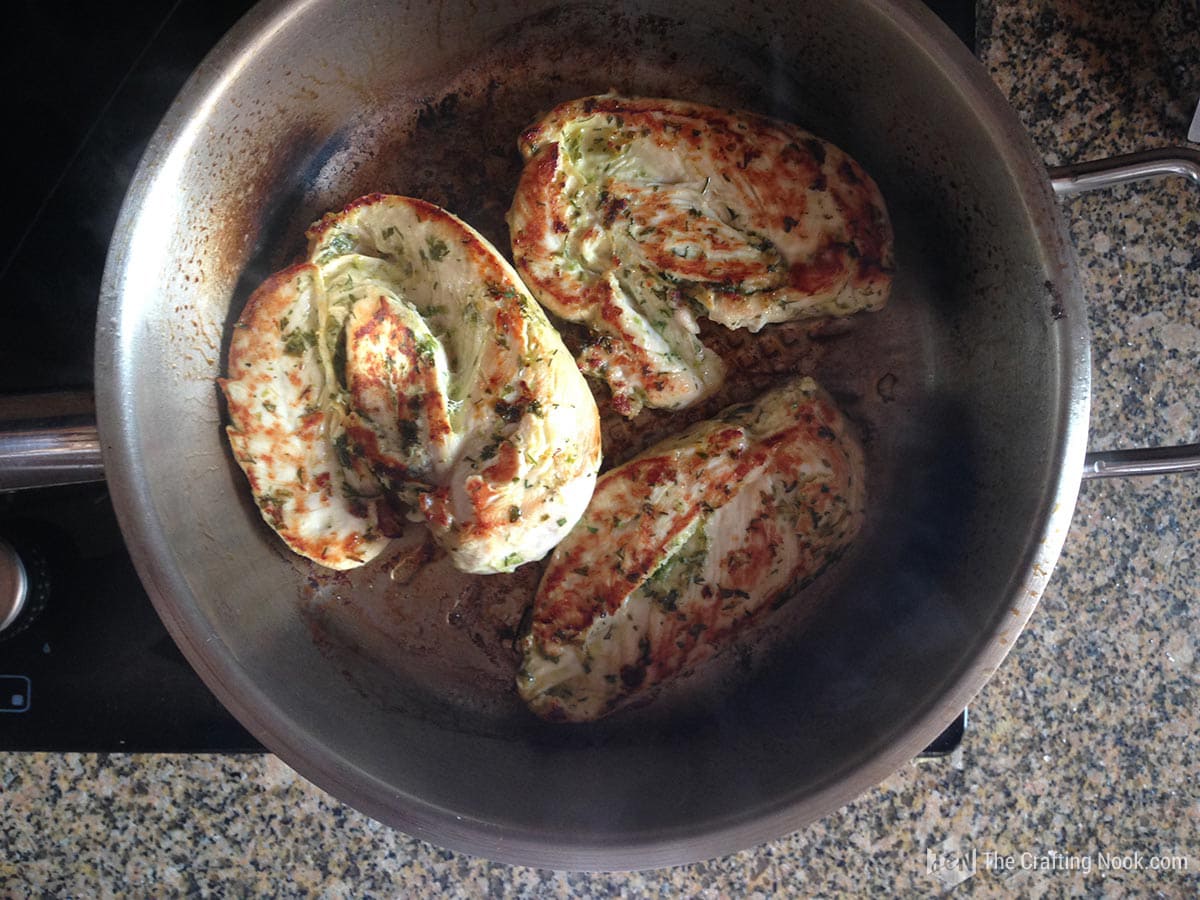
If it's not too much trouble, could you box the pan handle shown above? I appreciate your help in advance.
[1049,147,1200,195]
[1048,147,1200,480]
[0,392,105,492]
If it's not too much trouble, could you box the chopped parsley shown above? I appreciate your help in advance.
[282,329,317,357]
[415,334,438,361]
[315,231,355,263]
[333,433,355,468]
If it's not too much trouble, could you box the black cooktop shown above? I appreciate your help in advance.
[0,0,975,752]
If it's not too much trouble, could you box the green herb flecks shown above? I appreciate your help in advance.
[415,334,439,361]
[282,329,317,357]
[333,433,355,469]
[315,232,355,263]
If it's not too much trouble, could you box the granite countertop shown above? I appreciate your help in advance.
[3,1,1198,895]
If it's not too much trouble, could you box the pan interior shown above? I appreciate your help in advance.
[101,0,1079,865]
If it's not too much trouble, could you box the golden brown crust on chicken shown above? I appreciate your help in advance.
[507,94,893,417]
[222,195,602,573]
[220,264,391,570]
[517,376,866,721]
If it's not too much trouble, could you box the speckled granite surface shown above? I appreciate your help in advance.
[3,1,1198,895]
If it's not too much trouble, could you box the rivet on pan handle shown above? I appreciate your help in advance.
[1048,147,1200,479]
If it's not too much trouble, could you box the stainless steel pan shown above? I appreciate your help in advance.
[5,0,1200,870]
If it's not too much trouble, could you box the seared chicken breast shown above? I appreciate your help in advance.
[508,94,893,417]
[222,264,392,570]
[222,194,603,574]
[517,376,866,721]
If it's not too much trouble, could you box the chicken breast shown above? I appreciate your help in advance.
[517,376,866,721]
[221,264,392,570]
[507,94,894,417]
[222,194,603,574]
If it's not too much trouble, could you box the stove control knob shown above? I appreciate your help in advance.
[0,536,48,640]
